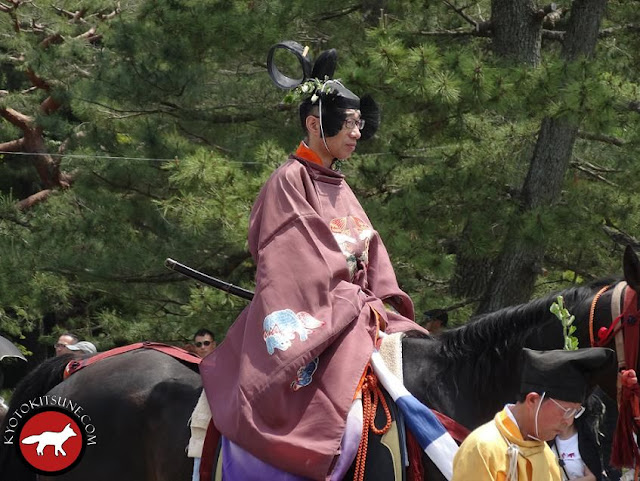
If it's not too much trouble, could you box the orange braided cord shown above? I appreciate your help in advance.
[354,373,392,481]
[589,285,610,347]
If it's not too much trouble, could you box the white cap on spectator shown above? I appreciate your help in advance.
[66,341,97,355]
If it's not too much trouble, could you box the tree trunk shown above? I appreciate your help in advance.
[491,0,542,66]
[449,223,493,299]
[477,0,609,314]
[449,0,544,303]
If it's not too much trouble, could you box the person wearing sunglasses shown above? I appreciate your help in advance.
[193,328,216,358]
[54,332,78,357]
[452,347,615,481]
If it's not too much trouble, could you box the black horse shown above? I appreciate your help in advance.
[0,349,201,481]
[1,246,638,480]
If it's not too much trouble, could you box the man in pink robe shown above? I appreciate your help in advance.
[200,43,425,480]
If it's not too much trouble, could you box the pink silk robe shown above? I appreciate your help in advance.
[200,152,423,480]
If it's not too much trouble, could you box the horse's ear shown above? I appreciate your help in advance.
[623,245,640,291]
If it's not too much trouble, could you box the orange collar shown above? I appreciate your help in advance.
[295,142,325,167]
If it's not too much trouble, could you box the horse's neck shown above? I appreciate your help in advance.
[402,286,600,429]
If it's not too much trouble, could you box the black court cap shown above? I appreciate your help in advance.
[520,348,615,403]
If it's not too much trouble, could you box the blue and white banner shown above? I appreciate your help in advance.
[370,349,458,480]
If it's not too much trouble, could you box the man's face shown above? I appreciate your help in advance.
[530,395,582,441]
[324,109,362,160]
[55,335,75,356]
[194,334,216,358]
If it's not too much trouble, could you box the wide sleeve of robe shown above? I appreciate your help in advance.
[201,157,421,480]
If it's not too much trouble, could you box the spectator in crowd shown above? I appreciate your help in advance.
[422,308,448,335]
[193,329,216,358]
[54,333,79,356]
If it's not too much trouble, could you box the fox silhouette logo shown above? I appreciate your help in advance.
[21,423,77,456]
[17,409,86,474]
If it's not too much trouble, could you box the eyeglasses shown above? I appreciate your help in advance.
[549,397,585,419]
[195,341,212,348]
[343,118,365,130]
[54,343,68,349]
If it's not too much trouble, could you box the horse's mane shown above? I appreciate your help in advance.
[5,355,73,412]
[439,277,615,360]
[435,277,617,401]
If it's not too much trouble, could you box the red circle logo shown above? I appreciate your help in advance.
[18,409,85,474]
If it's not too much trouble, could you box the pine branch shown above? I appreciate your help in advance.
[600,23,640,38]
[569,160,618,186]
[0,0,20,33]
[16,189,54,211]
[444,297,481,312]
[75,26,102,44]
[95,4,121,21]
[51,6,89,23]
[542,256,597,282]
[40,267,187,284]
[176,123,232,153]
[602,221,640,250]
[91,171,163,201]
[421,0,495,38]
[40,96,61,115]
[419,27,492,38]
[58,131,86,155]
[75,26,96,40]
[79,97,174,117]
[577,130,626,146]
[571,158,621,174]
[542,29,565,41]
[441,0,478,29]
[315,4,361,21]
[26,68,51,91]
[0,138,25,152]
[40,33,64,49]
[0,213,30,227]
[0,107,33,131]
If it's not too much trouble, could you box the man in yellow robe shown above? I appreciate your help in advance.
[452,347,614,481]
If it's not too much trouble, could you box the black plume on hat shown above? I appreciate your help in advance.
[311,49,338,80]
[267,41,379,140]
[520,348,615,403]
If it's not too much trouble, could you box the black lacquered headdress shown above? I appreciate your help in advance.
[267,41,379,141]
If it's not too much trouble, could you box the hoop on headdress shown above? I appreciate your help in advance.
[266,41,313,90]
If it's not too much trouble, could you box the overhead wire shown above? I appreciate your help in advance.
[0,150,261,164]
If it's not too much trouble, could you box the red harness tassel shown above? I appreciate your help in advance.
[406,430,424,481]
[611,369,640,469]
[610,288,640,469]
